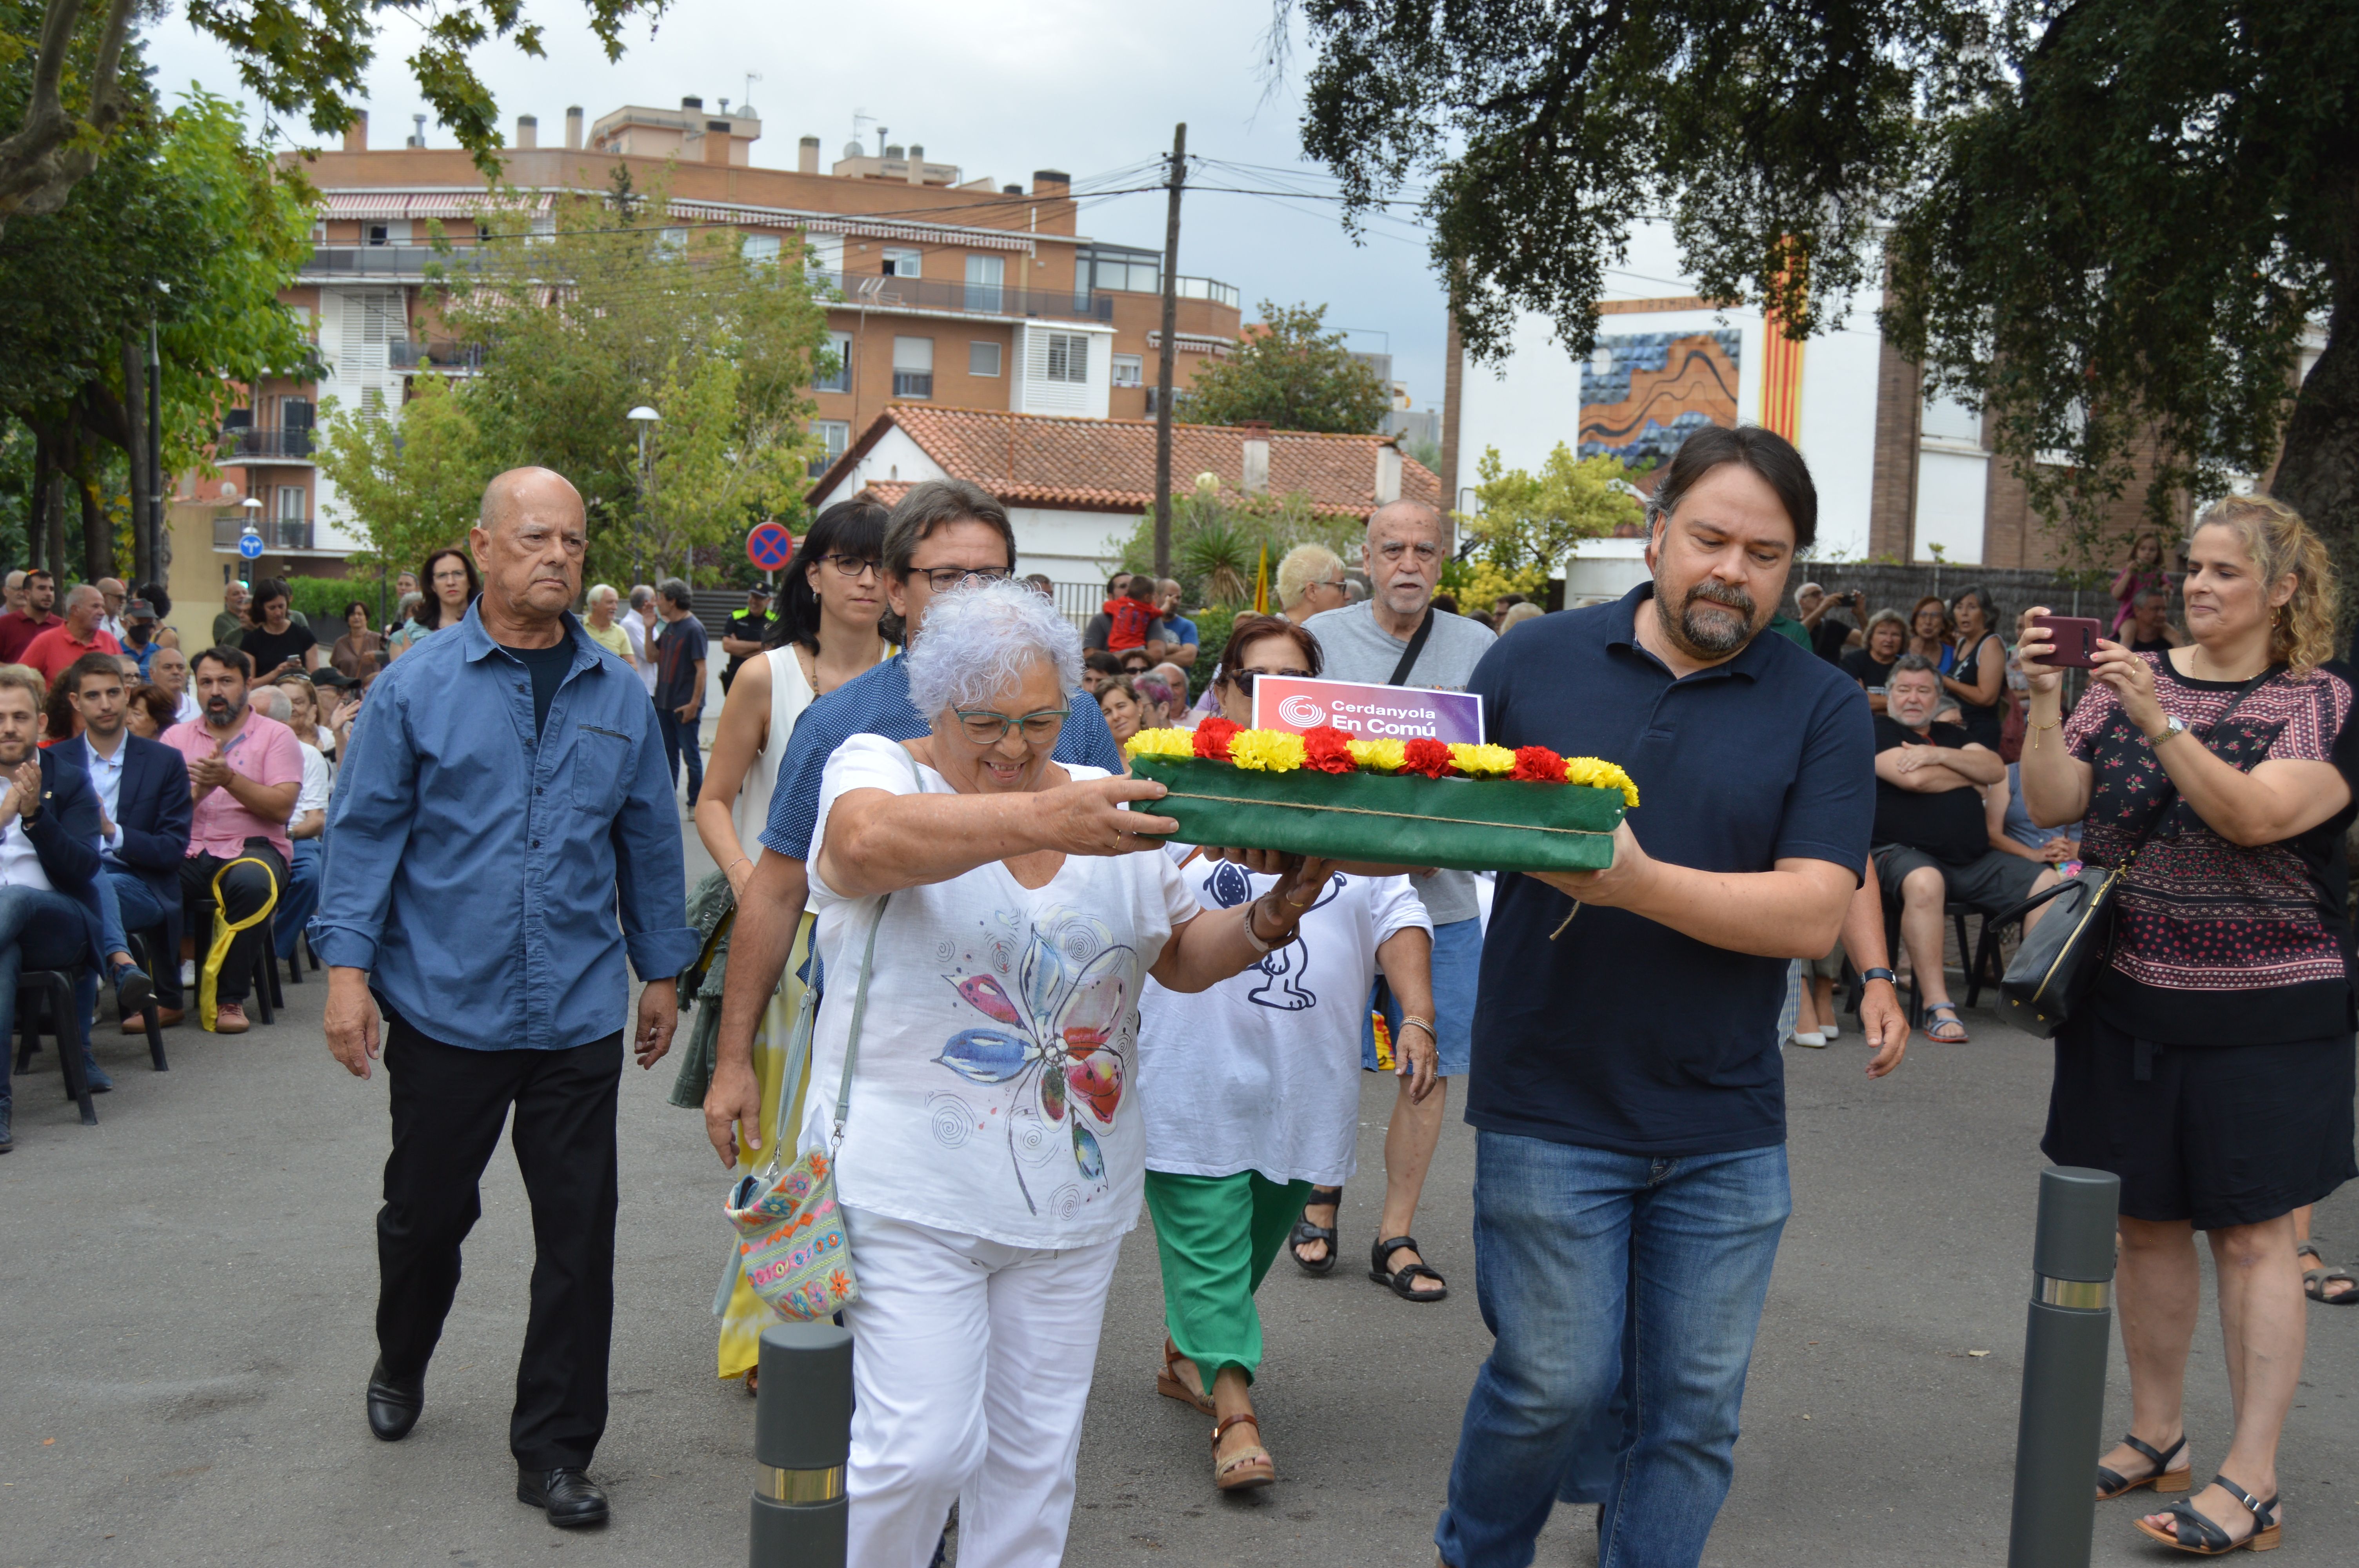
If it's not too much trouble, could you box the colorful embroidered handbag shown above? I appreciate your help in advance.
[721,887,891,1322]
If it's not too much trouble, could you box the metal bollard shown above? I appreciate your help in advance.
[2005,1165,2122,1568]
[749,1321,853,1568]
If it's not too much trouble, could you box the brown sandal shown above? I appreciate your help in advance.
[1212,1412,1275,1490]
[1157,1339,1215,1416]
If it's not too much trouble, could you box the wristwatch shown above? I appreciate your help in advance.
[2146,715,2188,748]
[1860,967,1898,987]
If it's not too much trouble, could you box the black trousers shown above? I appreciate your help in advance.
[376,1015,623,1471]
[180,839,289,1004]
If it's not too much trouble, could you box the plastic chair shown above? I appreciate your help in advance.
[118,931,171,1072]
[180,900,278,1026]
[14,967,96,1126]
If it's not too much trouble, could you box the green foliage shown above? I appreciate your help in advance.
[1180,301,1392,434]
[1404,434,1442,473]
[1463,444,1641,580]
[285,573,369,624]
[312,371,492,577]
[1109,475,1362,608]
[1288,0,2359,582]
[431,183,834,586]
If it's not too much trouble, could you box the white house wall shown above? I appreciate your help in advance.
[1008,504,1129,586]
[809,426,949,511]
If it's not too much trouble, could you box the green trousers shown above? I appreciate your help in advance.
[1143,1168,1315,1397]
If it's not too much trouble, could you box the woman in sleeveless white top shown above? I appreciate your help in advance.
[689,500,894,1388]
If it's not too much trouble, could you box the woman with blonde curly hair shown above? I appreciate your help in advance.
[2016,494,2357,1555]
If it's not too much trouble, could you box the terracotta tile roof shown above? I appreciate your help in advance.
[814,407,1439,518]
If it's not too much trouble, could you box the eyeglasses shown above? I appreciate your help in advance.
[953,706,1069,745]
[1313,577,1348,593]
[820,554,882,579]
[907,566,1014,592]
[1224,667,1312,696]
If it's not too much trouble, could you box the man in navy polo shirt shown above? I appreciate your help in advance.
[1434,425,1883,1568]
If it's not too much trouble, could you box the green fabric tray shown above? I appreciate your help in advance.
[1130,755,1622,872]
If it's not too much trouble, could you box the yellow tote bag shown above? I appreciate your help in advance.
[198,856,279,1031]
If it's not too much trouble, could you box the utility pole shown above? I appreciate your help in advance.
[1152,122,1186,584]
[147,319,165,584]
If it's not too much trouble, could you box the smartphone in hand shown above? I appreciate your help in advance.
[2031,613,2103,668]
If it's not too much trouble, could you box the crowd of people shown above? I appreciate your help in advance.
[11,430,2350,1566]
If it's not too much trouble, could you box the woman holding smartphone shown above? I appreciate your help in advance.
[2016,495,2357,1556]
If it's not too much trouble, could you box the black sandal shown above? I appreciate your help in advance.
[2131,1474,2279,1554]
[1369,1235,1448,1302]
[1288,1187,1341,1275]
[2096,1432,2190,1500]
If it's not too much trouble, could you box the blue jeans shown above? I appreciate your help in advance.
[1364,915,1482,1078]
[0,885,100,1108]
[1436,1132,1792,1568]
[656,704,702,805]
[104,868,178,1006]
[275,840,321,960]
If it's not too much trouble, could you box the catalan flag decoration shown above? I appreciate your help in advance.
[1252,543,1269,615]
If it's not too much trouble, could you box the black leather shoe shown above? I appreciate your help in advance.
[112,964,154,1021]
[517,1466,609,1528]
[365,1361,423,1441]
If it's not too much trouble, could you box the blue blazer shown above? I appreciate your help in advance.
[23,748,109,973]
[94,734,194,900]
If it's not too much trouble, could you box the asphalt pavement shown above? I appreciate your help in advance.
[4,824,2354,1566]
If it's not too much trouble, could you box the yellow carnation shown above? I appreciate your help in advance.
[1448,743,1519,779]
[1348,738,1406,774]
[1228,729,1307,773]
[1124,728,1196,760]
[1563,756,1640,808]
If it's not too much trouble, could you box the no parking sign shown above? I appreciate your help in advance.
[745,521,795,572]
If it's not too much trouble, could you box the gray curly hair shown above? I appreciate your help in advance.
[907,579,1083,719]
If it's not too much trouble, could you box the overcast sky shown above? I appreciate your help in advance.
[137,0,1460,414]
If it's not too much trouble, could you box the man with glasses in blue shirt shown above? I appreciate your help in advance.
[703,478,1126,1170]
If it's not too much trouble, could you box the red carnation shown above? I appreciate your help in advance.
[1301,726,1357,775]
[1400,737,1457,779]
[1510,746,1569,783]
[1193,717,1240,761]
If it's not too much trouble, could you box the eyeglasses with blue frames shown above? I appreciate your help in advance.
[952,706,1070,745]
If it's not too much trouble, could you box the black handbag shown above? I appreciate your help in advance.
[1996,669,2276,1037]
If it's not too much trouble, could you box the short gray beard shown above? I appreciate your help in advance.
[1656,579,1758,657]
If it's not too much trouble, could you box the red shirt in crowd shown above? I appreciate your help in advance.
[21,623,122,684]
[0,609,62,663]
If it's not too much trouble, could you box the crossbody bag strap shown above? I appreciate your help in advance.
[1386,607,1436,687]
[825,741,927,1149]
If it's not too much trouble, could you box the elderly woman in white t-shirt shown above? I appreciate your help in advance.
[791,579,1336,1567]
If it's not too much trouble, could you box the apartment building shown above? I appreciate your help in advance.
[177,97,1245,618]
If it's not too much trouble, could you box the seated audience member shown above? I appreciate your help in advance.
[1995,760,2081,861]
[22,583,124,686]
[164,647,301,1035]
[62,654,185,1030]
[1097,675,1146,751]
[1430,592,1460,615]
[2124,584,2186,653]
[122,598,162,677]
[121,683,178,740]
[249,687,328,966]
[274,673,335,763]
[1871,655,2059,1044]
[1498,602,1544,635]
[1120,647,1155,677]
[1844,609,1908,710]
[149,644,199,724]
[1081,649,1125,696]
[0,659,114,1149]
[1022,572,1056,598]
[1796,581,1865,662]
[1153,579,1201,669]
[1131,673,1179,730]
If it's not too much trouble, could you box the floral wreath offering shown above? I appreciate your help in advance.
[1123,720,1637,873]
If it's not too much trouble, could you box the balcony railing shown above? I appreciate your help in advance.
[213,513,316,551]
[219,426,314,461]
[390,338,487,370]
[813,270,1113,324]
[891,371,934,399]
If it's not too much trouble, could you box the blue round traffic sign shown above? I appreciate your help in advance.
[237,531,265,560]
[745,521,795,572]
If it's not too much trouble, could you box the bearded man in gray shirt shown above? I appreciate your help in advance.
[1290,497,1498,1302]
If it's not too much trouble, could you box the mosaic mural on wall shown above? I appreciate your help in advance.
[1576,330,1744,494]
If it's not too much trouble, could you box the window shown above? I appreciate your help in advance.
[964,254,1004,311]
[1111,353,1143,388]
[1921,391,1981,446]
[275,485,305,523]
[809,419,851,477]
[365,221,410,247]
[528,213,556,245]
[969,340,1002,377]
[1076,245,1159,295]
[656,226,687,258]
[892,335,934,399]
[743,232,781,265]
[882,247,923,278]
[801,230,845,282]
[814,332,853,394]
[1045,332,1089,384]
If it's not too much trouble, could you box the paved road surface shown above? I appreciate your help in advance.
[4,824,2353,1566]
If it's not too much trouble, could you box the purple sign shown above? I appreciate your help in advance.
[1252,675,1484,744]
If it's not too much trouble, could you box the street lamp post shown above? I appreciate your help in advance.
[628,405,660,587]
[240,497,264,588]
